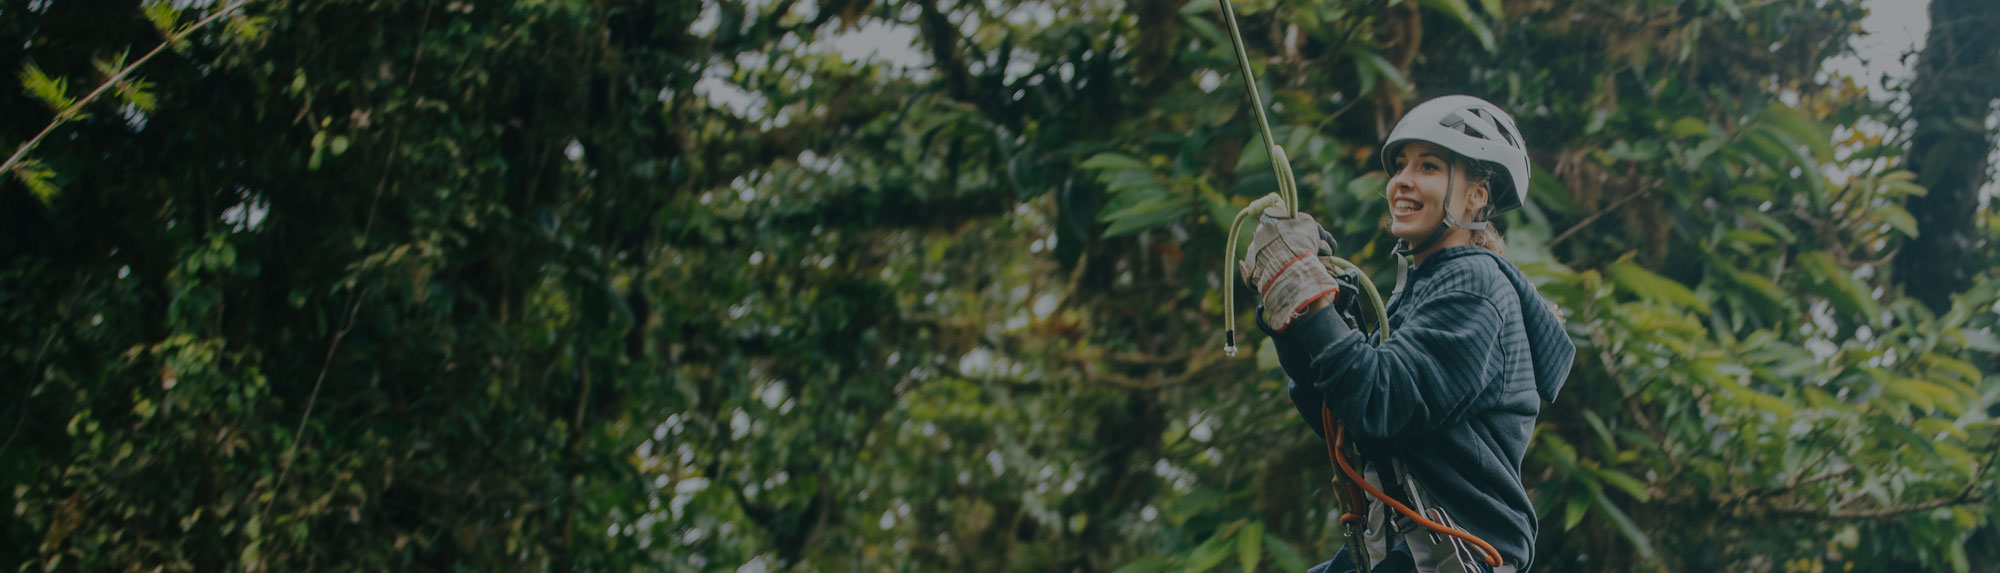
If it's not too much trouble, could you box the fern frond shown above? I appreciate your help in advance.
[143,1,183,35]
[11,158,61,204]
[20,63,75,112]
[117,77,159,112]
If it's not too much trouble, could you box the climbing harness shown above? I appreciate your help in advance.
[1211,1,1505,570]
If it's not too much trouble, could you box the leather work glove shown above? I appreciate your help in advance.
[1238,206,1344,332]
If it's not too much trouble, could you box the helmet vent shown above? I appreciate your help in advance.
[1492,119,1521,148]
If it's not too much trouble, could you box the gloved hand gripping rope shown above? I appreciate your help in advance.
[1211,0,1503,568]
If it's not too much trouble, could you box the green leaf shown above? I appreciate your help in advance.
[225,15,271,43]
[1727,183,1775,202]
[1593,467,1651,502]
[1186,523,1236,572]
[1876,204,1918,237]
[1263,533,1311,573]
[1914,418,1966,441]
[1182,13,1228,49]
[1539,432,1580,469]
[1081,152,1149,172]
[1592,487,1658,562]
[1957,329,2000,353]
[1720,229,1779,247]
[1607,259,1710,314]
[20,62,76,112]
[116,77,160,112]
[1881,378,1939,413]
[1562,493,1588,531]
[1098,180,1175,218]
[1355,49,1410,92]
[1417,0,1496,52]
[1100,201,1189,238]
[1744,210,1799,243]
[1796,252,1878,323]
[1667,117,1709,139]
[1256,337,1281,373]
[92,51,131,79]
[1734,380,1799,418]
[1345,172,1387,200]
[1950,538,1971,573]
[10,158,61,203]
[1920,353,1982,386]
[1756,104,1835,162]
[1580,410,1618,453]
[1714,0,1744,19]
[1168,490,1227,524]
[144,1,183,34]
[1236,139,1271,173]
[1877,169,1927,197]
[1741,127,1827,198]
[1528,164,1575,216]
[1720,266,1790,308]
[1104,170,1167,196]
[309,131,327,171]
[1237,521,1263,573]
[1112,557,1174,573]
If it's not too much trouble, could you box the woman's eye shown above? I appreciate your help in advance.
[1420,162,1440,173]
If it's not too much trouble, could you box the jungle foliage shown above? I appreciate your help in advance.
[3,0,1998,571]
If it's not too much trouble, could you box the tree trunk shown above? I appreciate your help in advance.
[1900,0,2000,312]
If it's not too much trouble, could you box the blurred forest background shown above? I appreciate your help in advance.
[4,0,1999,571]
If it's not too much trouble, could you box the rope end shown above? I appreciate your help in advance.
[1224,331,1237,357]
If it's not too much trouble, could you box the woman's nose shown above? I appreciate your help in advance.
[1387,164,1413,192]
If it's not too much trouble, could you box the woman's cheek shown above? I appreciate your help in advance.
[1389,215,1420,238]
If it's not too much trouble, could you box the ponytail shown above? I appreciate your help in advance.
[1471,224,1505,255]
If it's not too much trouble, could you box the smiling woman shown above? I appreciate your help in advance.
[1243,94,1573,573]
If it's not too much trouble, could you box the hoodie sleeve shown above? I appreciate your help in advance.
[1258,307,1330,439]
[1278,289,1504,439]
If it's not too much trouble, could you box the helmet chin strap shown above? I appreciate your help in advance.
[1393,156,1489,259]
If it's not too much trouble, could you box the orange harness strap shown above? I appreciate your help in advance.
[1322,403,1505,568]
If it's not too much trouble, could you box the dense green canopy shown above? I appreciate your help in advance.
[3,0,1997,571]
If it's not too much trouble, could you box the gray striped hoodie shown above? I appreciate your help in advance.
[1265,245,1576,571]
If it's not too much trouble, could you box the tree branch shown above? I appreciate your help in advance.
[1549,185,1656,248]
[3,0,256,179]
[1769,489,1985,520]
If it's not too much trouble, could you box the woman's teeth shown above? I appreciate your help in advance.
[1394,200,1422,214]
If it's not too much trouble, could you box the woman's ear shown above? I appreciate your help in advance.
[1465,180,1490,220]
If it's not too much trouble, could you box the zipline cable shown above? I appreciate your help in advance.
[1211,0,1502,568]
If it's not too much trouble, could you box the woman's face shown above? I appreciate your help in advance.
[1385,141,1486,243]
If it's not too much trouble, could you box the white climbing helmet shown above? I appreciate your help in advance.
[1380,95,1531,217]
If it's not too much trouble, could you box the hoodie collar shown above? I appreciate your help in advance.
[1410,245,1489,274]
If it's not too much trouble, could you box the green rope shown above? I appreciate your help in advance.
[1212,3,1391,565]
[1216,0,1386,357]
[1214,0,1295,218]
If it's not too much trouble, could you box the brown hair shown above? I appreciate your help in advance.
[1463,159,1506,255]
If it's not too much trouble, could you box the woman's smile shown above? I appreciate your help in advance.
[1390,197,1425,220]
